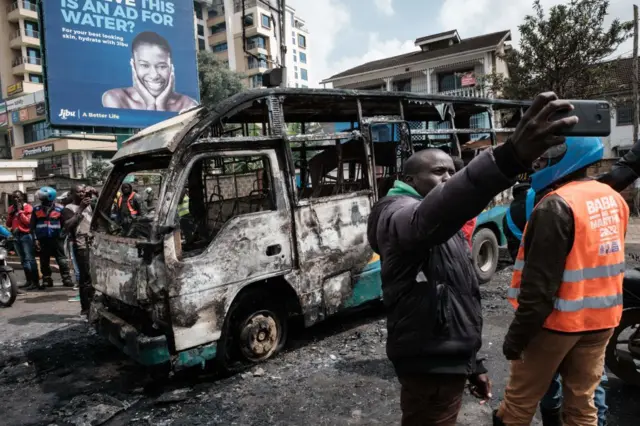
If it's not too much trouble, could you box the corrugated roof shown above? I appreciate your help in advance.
[325,30,511,81]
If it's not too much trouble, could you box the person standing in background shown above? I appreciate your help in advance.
[63,185,95,317]
[6,190,39,289]
[31,187,74,289]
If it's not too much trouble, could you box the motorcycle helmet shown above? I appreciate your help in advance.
[530,137,604,192]
[36,186,57,202]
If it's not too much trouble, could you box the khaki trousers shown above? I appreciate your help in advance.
[498,329,613,426]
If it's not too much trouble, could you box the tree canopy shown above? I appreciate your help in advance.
[198,51,246,106]
[486,0,632,100]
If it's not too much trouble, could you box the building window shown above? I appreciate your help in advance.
[249,74,263,88]
[295,83,299,87]
[212,42,228,52]
[209,4,225,17]
[261,14,271,29]
[437,69,474,92]
[210,22,226,35]
[24,120,49,144]
[24,20,39,38]
[72,152,84,177]
[293,54,297,62]
[198,38,206,51]
[194,2,203,20]
[292,37,296,44]
[291,13,294,26]
[298,34,306,48]
[29,73,43,83]
[294,72,298,79]
[243,13,254,27]
[248,54,267,69]
[197,24,205,37]
[292,31,295,36]
[393,79,411,92]
[26,47,40,64]
[247,35,266,49]
[301,85,308,88]
[616,103,633,126]
[299,52,307,64]
[294,65,297,71]
[301,68,308,81]
[37,154,70,178]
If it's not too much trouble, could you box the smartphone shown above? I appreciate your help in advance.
[548,100,611,137]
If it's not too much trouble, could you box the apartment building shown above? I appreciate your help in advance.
[0,0,120,178]
[321,30,511,136]
[196,0,310,88]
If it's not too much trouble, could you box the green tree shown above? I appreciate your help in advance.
[486,0,632,100]
[85,159,112,185]
[198,51,246,105]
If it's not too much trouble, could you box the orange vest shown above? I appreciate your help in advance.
[508,180,629,333]
[117,192,139,216]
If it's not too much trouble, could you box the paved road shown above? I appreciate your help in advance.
[2,268,640,425]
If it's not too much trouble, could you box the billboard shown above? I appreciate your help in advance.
[41,0,200,129]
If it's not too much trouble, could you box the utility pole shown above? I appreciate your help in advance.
[279,0,287,88]
[634,4,639,144]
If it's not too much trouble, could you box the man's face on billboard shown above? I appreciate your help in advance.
[133,44,172,97]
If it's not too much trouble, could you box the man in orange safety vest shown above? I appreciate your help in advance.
[494,137,629,426]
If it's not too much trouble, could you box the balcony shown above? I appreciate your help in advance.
[438,86,486,98]
[6,1,38,22]
[246,39,268,55]
[12,56,42,76]
[9,28,40,49]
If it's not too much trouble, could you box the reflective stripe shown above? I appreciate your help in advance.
[554,293,623,312]
[562,262,625,283]
[507,287,623,312]
[506,208,523,240]
[514,259,525,271]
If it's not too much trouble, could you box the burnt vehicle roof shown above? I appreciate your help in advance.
[114,88,532,163]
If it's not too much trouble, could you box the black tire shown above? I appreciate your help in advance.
[472,228,499,284]
[606,308,640,387]
[0,271,17,307]
[217,290,288,373]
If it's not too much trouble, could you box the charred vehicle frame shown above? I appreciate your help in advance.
[89,88,529,371]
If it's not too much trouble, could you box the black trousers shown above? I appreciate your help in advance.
[398,374,468,426]
[39,237,72,284]
[74,246,93,312]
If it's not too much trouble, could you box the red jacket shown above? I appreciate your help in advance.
[461,218,476,248]
[6,203,33,234]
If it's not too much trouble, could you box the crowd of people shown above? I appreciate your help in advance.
[2,182,158,317]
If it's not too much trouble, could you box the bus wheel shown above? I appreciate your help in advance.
[219,291,288,370]
[472,228,499,284]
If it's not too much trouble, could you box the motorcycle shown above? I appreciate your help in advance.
[0,239,18,308]
[605,268,640,386]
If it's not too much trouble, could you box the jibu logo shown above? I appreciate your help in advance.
[58,109,76,120]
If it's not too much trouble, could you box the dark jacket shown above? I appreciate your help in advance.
[367,144,526,376]
[503,144,640,356]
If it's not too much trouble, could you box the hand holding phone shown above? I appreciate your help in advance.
[548,100,611,137]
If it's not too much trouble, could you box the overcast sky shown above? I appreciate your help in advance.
[287,0,635,87]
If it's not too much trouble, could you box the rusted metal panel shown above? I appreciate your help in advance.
[90,233,148,307]
[287,193,374,326]
[112,108,204,162]
[165,209,293,351]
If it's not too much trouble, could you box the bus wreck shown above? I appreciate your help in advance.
[89,88,529,371]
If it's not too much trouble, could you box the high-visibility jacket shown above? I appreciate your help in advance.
[178,195,190,217]
[117,192,139,216]
[34,203,65,239]
[508,180,629,333]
